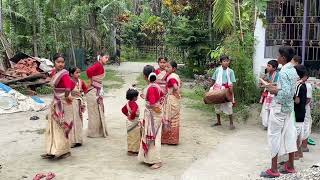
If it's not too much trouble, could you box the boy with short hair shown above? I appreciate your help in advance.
[211,55,236,130]
[260,60,279,129]
[302,77,313,152]
[293,65,308,160]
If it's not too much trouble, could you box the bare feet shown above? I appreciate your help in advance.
[211,122,222,127]
[150,163,162,169]
[53,152,71,160]
[229,124,235,130]
[127,151,138,156]
[41,154,55,159]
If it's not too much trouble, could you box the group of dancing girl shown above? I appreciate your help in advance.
[40,54,181,170]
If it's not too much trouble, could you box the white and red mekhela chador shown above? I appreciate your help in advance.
[138,83,164,164]
[69,78,88,146]
[162,73,181,145]
[86,62,108,138]
[45,69,75,157]
[155,68,168,95]
[122,101,140,153]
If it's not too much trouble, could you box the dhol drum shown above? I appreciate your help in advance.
[203,88,233,104]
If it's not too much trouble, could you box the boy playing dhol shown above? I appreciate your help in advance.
[260,60,279,130]
[302,76,313,152]
[211,55,236,130]
[260,47,298,178]
[293,65,308,160]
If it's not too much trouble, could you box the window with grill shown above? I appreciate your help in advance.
[265,0,320,70]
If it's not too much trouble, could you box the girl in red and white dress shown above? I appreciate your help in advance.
[155,57,168,95]
[86,53,109,138]
[121,86,140,156]
[162,61,182,145]
[41,53,75,160]
[138,65,164,169]
[69,67,88,148]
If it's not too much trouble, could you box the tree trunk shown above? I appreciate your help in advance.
[53,23,58,52]
[133,0,142,15]
[69,30,76,67]
[89,0,100,53]
[111,24,117,56]
[208,0,213,46]
[150,0,162,16]
[237,0,243,42]
[32,0,38,57]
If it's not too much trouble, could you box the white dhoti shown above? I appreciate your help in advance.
[268,104,297,158]
[296,122,304,146]
[260,103,271,128]
[302,104,312,140]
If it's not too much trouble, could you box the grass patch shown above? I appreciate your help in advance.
[80,69,124,89]
[182,86,214,113]
[35,85,53,95]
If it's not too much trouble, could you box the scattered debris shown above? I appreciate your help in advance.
[0,52,53,90]
[30,116,40,121]
[0,83,47,114]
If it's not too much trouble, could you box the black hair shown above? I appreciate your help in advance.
[267,60,278,69]
[278,47,295,63]
[294,64,307,79]
[169,61,178,69]
[157,57,168,63]
[126,88,139,101]
[220,55,229,62]
[69,66,80,76]
[97,52,109,60]
[292,55,302,64]
[53,53,64,62]
[143,65,156,82]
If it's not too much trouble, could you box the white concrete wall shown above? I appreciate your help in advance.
[253,18,272,78]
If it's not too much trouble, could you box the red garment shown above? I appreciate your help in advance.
[167,78,178,88]
[51,69,75,91]
[147,86,164,105]
[121,101,139,120]
[80,79,88,93]
[86,62,104,78]
[155,68,162,75]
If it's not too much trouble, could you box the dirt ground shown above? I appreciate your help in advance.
[0,62,319,180]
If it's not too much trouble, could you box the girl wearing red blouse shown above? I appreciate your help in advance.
[68,67,88,148]
[86,53,109,138]
[41,53,75,160]
[121,86,141,156]
[162,61,181,145]
[138,65,164,169]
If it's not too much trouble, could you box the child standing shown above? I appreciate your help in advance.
[211,55,236,130]
[162,61,181,145]
[155,57,168,94]
[293,65,308,160]
[121,86,141,156]
[138,65,164,169]
[260,60,279,129]
[302,81,313,152]
[69,67,88,148]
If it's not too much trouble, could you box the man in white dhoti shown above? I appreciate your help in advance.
[260,47,299,178]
